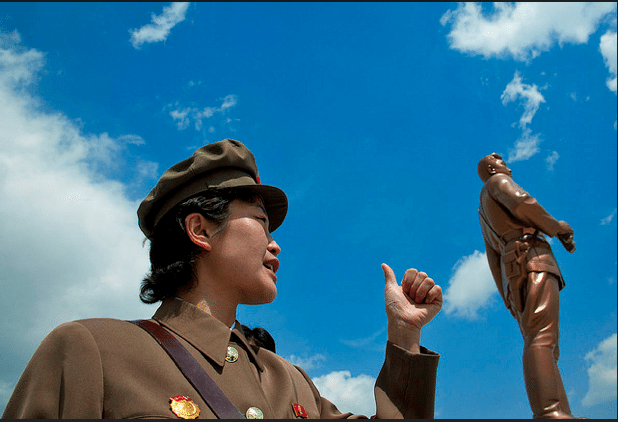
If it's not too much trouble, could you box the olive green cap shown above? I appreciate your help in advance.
[138,139,288,238]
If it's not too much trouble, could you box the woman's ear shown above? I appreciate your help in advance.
[184,213,214,252]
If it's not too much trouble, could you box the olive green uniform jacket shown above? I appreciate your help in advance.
[3,298,439,419]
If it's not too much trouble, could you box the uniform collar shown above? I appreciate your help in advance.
[152,298,263,371]
[231,321,265,372]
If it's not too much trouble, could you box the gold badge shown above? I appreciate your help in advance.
[246,406,264,419]
[170,395,200,419]
[226,346,239,363]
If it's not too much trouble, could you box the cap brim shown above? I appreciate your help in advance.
[235,185,288,232]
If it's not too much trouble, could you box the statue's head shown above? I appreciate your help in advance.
[478,153,512,182]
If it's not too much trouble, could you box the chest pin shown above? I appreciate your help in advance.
[169,395,200,419]
[226,345,239,363]
[246,406,264,419]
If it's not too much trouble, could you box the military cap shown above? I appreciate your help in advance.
[138,139,287,238]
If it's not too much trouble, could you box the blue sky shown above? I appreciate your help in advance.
[0,2,616,419]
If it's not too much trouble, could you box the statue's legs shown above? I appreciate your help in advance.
[516,272,572,419]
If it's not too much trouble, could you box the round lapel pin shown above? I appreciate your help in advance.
[226,345,239,363]
[246,406,264,419]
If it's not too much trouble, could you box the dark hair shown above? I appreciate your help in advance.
[139,188,258,304]
[241,324,277,353]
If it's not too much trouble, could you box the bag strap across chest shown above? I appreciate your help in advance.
[129,319,244,419]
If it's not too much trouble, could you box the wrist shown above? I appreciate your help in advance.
[387,320,421,354]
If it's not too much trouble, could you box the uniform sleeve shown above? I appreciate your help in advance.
[295,342,439,419]
[2,321,104,419]
[488,175,563,237]
[374,342,439,419]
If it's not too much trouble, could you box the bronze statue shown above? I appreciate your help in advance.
[477,153,578,419]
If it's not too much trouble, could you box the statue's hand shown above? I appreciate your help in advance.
[382,264,442,353]
[557,220,574,236]
[557,221,576,253]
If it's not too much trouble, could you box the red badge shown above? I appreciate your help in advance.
[292,403,307,418]
[256,175,261,185]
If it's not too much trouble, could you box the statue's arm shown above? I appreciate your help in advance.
[488,175,564,237]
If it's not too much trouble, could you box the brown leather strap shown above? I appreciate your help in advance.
[130,319,244,419]
[501,227,537,243]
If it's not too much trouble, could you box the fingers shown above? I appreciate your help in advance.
[384,264,442,305]
[558,221,574,235]
[400,268,416,295]
[402,268,438,304]
[425,284,443,305]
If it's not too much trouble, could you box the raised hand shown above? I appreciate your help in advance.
[382,263,442,353]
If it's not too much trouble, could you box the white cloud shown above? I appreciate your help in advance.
[582,333,617,407]
[135,160,159,180]
[545,151,560,171]
[508,128,542,163]
[220,94,238,111]
[340,328,385,349]
[501,71,546,129]
[601,209,617,225]
[129,2,190,49]
[169,95,238,132]
[312,371,376,417]
[0,30,45,87]
[285,354,326,371]
[118,134,146,145]
[170,107,191,130]
[441,3,617,62]
[0,31,155,353]
[443,250,497,319]
[600,30,617,94]
[501,72,546,162]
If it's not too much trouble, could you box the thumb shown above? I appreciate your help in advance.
[381,263,397,288]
